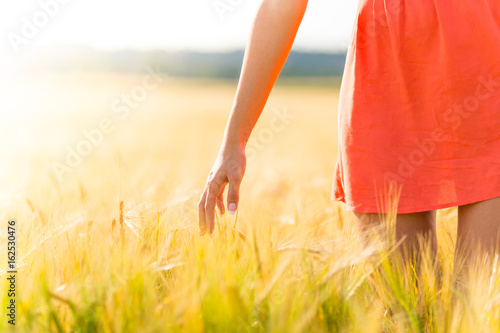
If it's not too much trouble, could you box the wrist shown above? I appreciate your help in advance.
[222,122,249,152]
[221,138,246,153]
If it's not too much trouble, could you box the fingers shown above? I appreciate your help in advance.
[198,190,208,236]
[199,156,244,236]
[216,191,225,215]
[227,178,241,215]
[199,178,225,236]
[204,182,220,234]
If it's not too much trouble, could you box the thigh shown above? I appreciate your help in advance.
[394,211,437,239]
[354,211,437,233]
[354,210,437,252]
[457,196,500,252]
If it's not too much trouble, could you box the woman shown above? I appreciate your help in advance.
[198,0,500,268]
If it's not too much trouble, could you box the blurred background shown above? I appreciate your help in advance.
[0,0,366,229]
[0,3,471,331]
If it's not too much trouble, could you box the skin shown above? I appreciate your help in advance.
[455,197,500,279]
[354,211,438,262]
[354,198,500,279]
[197,0,500,279]
[198,0,309,235]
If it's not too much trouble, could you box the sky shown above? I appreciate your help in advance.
[0,0,359,57]
[0,0,360,193]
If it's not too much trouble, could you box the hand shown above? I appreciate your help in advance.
[198,146,246,235]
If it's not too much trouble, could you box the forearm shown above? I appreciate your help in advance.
[222,0,308,150]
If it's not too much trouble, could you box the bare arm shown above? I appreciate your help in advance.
[199,0,309,235]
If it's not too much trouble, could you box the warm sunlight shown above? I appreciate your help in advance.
[3,1,500,332]
[0,0,357,52]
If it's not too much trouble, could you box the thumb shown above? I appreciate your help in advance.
[227,180,240,215]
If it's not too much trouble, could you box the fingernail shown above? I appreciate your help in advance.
[228,203,237,215]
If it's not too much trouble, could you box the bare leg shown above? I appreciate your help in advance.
[354,211,438,262]
[455,196,500,285]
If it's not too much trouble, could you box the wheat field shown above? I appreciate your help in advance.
[0,72,499,332]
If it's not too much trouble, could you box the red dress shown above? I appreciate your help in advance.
[332,0,500,213]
